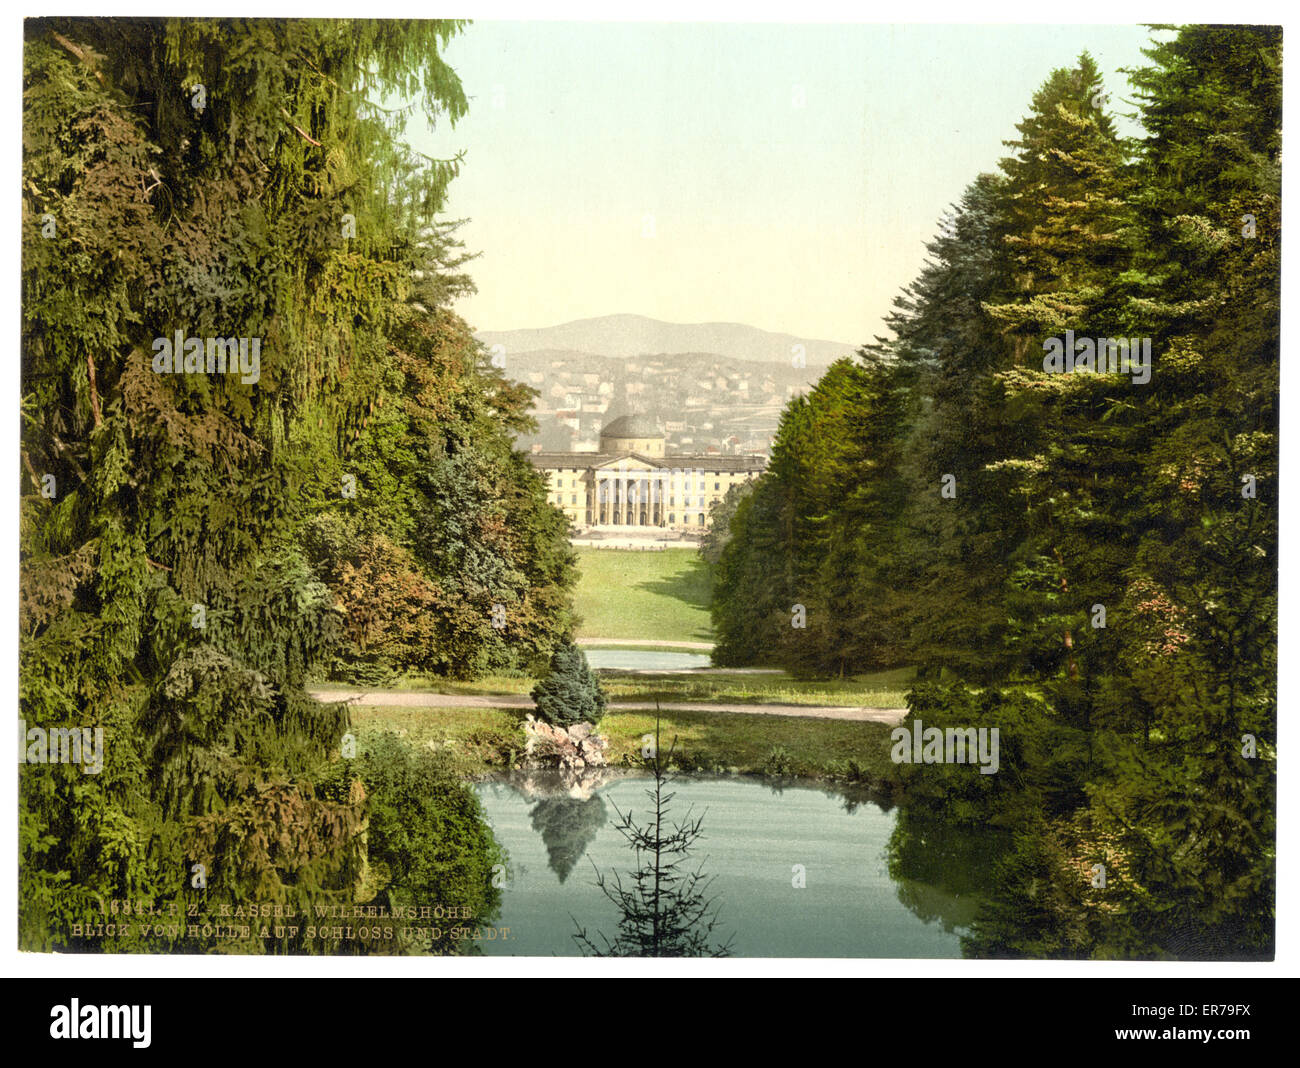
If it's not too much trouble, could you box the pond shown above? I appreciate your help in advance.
[583,648,712,671]
[474,772,1001,958]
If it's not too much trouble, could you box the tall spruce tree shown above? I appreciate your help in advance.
[21,17,569,952]
[709,26,1277,959]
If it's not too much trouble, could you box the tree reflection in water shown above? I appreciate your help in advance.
[528,795,608,883]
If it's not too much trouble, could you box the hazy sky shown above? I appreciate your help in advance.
[410,22,1161,345]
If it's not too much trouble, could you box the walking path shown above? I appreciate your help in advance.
[308,689,905,725]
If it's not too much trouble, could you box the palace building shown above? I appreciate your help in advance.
[529,415,765,532]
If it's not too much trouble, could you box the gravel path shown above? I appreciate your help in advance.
[308,690,905,724]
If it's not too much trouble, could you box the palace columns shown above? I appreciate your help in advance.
[591,469,673,527]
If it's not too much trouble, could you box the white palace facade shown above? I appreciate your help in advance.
[529,415,765,533]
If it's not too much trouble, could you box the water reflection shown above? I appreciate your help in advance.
[584,649,712,670]
[754,775,898,816]
[476,770,1004,957]
[887,809,1009,934]
[528,795,608,882]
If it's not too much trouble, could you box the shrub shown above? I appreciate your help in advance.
[530,640,607,728]
[318,733,504,953]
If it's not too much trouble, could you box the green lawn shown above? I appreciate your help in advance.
[320,666,913,707]
[598,666,914,708]
[347,705,528,778]
[595,708,896,780]
[347,703,897,783]
[572,547,713,642]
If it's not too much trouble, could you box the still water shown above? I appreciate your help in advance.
[583,649,712,670]
[474,772,995,958]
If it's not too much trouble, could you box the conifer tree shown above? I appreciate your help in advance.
[573,715,732,957]
[530,640,606,729]
[21,17,568,952]
[708,25,1277,959]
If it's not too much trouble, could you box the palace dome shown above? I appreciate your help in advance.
[599,414,665,458]
[600,414,662,440]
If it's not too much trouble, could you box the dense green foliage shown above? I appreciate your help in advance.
[300,305,576,685]
[698,481,753,567]
[20,17,572,952]
[531,640,607,728]
[709,29,1278,959]
[316,734,504,953]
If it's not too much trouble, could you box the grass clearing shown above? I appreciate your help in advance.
[321,675,535,696]
[347,705,529,778]
[581,642,711,654]
[322,665,914,707]
[572,547,713,641]
[348,703,898,783]
[598,666,914,707]
[599,709,897,780]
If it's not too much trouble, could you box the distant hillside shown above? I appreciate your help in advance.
[477,314,855,367]
[502,347,815,457]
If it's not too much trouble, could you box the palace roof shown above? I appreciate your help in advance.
[528,451,765,472]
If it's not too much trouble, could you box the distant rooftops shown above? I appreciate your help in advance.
[528,451,765,472]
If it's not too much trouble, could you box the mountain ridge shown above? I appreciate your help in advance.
[476,313,855,367]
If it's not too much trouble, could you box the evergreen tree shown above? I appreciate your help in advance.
[573,715,732,957]
[530,640,607,729]
[20,17,567,952]
[707,26,1277,959]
